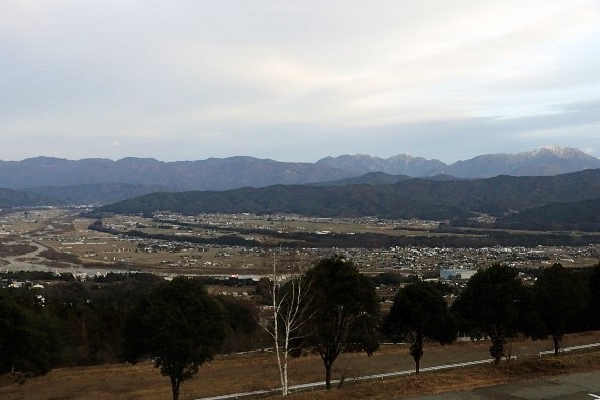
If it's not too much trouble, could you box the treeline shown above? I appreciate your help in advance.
[2,260,600,399]
[88,220,262,247]
[89,219,600,249]
[0,273,262,385]
[437,225,600,247]
[158,218,600,248]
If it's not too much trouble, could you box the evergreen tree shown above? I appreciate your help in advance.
[383,281,457,373]
[123,277,226,400]
[452,265,528,363]
[302,256,380,389]
[531,264,587,355]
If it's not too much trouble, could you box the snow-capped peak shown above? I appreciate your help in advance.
[533,146,582,158]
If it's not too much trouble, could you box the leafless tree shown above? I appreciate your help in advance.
[260,250,313,396]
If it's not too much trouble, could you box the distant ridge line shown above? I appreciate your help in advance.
[1,146,599,191]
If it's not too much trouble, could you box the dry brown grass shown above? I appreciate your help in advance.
[285,352,600,400]
[1,331,600,400]
[2,353,597,400]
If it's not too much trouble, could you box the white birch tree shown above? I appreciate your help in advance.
[261,251,313,396]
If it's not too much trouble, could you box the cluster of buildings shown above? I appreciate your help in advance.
[4,211,598,289]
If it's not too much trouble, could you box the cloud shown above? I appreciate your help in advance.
[0,0,599,162]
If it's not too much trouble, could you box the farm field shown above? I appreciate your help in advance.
[2,208,599,279]
[1,331,599,400]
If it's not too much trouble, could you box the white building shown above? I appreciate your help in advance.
[440,269,477,280]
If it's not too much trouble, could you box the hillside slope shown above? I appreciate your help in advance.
[94,169,600,221]
[497,197,600,231]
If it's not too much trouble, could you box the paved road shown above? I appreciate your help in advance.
[407,370,600,399]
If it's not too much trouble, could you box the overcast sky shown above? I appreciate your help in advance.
[2,0,600,163]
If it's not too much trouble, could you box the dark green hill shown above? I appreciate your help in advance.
[23,183,175,206]
[309,172,464,187]
[381,169,600,216]
[93,169,600,221]
[309,172,413,186]
[94,184,472,220]
[1,183,176,209]
[0,188,56,208]
[497,197,600,231]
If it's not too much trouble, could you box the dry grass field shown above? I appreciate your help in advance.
[0,209,67,235]
[286,352,600,400]
[1,331,599,400]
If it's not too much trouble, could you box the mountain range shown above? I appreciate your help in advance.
[93,169,600,224]
[0,156,349,191]
[1,146,599,192]
[3,157,600,231]
[317,146,600,178]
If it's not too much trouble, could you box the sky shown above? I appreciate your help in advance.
[2,0,600,163]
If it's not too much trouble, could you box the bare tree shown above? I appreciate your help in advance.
[260,250,313,396]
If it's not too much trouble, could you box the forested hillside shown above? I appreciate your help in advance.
[0,188,56,208]
[497,197,600,231]
[94,169,600,222]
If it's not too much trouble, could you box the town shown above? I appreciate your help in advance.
[2,208,599,288]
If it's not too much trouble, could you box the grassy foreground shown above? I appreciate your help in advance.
[290,351,600,400]
[1,332,599,399]
[284,351,600,399]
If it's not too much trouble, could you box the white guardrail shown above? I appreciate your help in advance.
[538,342,600,356]
[197,342,600,400]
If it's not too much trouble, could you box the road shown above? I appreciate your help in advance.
[408,370,600,399]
